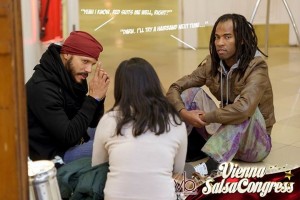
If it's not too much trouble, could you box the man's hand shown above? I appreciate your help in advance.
[89,62,110,100]
[179,109,207,128]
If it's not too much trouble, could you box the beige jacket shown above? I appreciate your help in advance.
[166,55,275,134]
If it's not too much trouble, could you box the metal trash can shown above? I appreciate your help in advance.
[28,160,62,200]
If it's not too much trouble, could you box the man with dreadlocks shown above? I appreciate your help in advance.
[166,13,275,177]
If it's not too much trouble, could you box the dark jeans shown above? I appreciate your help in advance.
[186,128,207,162]
[63,128,96,164]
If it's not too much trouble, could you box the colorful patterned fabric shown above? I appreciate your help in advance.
[181,87,271,163]
[181,87,221,136]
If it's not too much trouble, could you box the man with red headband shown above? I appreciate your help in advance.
[26,31,110,163]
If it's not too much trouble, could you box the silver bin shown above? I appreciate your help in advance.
[28,160,62,200]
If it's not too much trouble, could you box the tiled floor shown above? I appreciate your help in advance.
[79,0,300,173]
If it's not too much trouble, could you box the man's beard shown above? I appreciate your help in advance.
[65,58,87,84]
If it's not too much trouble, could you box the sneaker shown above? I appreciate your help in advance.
[194,163,208,176]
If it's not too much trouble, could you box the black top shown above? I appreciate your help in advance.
[26,44,104,160]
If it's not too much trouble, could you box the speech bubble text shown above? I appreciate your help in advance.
[81,9,173,16]
[120,22,204,35]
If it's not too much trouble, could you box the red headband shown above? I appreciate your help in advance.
[61,31,103,61]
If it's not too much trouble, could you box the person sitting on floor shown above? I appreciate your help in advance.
[26,31,110,163]
[166,13,275,176]
[92,57,187,200]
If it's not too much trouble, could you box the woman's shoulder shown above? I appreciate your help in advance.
[96,111,120,137]
[168,118,187,134]
[101,110,120,121]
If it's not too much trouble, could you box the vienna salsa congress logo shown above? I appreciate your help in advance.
[202,162,294,197]
[175,162,295,198]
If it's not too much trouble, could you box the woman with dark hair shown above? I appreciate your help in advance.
[167,13,275,176]
[92,57,187,200]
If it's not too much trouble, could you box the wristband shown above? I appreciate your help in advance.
[95,97,104,102]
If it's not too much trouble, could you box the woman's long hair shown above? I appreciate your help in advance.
[209,13,266,78]
[112,57,182,137]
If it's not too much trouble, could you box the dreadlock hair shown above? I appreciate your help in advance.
[209,13,266,78]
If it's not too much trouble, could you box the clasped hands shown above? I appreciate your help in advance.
[179,109,207,128]
[88,62,110,100]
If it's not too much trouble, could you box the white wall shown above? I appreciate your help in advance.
[179,0,300,47]
[62,0,80,38]
[21,0,43,82]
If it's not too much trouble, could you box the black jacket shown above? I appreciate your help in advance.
[26,44,104,160]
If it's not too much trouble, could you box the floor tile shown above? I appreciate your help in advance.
[271,123,300,145]
[264,146,300,167]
